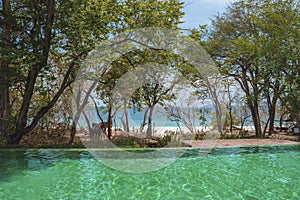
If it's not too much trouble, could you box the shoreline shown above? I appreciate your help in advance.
[2,125,297,149]
[118,125,256,136]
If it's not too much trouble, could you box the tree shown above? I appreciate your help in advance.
[222,78,240,133]
[188,27,226,135]
[0,0,185,144]
[208,0,264,137]
[165,96,208,134]
[73,0,184,141]
[254,0,299,135]
[0,0,119,144]
[207,0,299,137]
[1,0,61,144]
[134,64,179,137]
[104,50,186,138]
[271,1,300,134]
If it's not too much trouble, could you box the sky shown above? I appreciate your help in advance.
[180,0,232,29]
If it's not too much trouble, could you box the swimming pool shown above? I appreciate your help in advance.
[1,145,300,199]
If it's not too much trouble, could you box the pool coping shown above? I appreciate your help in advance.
[0,139,299,151]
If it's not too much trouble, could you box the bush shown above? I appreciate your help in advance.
[0,136,8,147]
[113,136,141,148]
[157,134,172,147]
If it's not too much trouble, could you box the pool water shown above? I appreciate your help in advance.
[0,145,300,199]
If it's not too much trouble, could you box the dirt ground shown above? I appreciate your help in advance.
[17,128,299,148]
[181,138,299,148]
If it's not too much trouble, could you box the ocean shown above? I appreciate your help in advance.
[78,107,211,130]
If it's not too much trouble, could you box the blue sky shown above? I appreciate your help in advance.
[180,0,232,29]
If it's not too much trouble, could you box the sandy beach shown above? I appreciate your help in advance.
[125,125,256,136]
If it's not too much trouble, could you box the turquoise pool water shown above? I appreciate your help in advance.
[0,145,300,199]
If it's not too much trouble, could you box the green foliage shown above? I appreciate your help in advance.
[239,129,248,139]
[223,109,239,130]
[194,133,205,140]
[113,136,141,148]
[0,0,185,144]
[207,0,300,137]
[197,108,209,127]
[4,0,298,144]
[156,134,172,147]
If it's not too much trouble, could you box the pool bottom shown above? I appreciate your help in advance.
[0,145,300,199]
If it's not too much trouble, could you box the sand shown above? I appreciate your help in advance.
[181,139,299,148]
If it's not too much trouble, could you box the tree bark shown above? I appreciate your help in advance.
[279,111,288,130]
[124,103,129,132]
[107,105,112,140]
[249,102,262,138]
[0,0,11,139]
[263,117,270,137]
[226,83,234,133]
[268,104,276,135]
[0,54,10,139]
[146,105,155,137]
[265,80,279,136]
[140,108,149,133]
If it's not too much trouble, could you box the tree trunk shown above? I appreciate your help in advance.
[124,103,129,132]
[140,108,149,133]
[70,123,76,144]
[279,111,288,130]
[0,0,11,140]
[229,103,233,133]
[263,117,270,137]
[226,81,233,133]
[215,103,223,135]
[0,63,10,139]
[265,82,279,136]
[239,116,246,136]
[249,103,262,138]
[146,105,155,137]
[82,110,92,139]
[7,130,24,144]
[243,78,262,138]
[69,82,97,144]
[268,104,276,135]
[205,80,223,135]
[107,105,112,140]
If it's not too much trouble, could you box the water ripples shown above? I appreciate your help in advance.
[0,145,300,199]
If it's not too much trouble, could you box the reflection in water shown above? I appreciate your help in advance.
[0,149,92,182]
